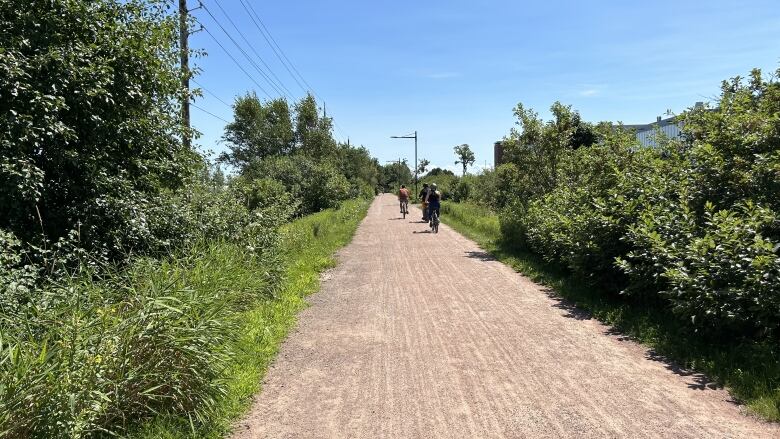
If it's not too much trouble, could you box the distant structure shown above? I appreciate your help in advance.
[494,141,504,167]
[492,104,703,156]
[625,102,703,147]
[623,115,682,147]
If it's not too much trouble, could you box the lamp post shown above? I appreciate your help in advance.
[390,131,418,195]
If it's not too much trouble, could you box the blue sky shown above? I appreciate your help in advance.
[189,0,780,173]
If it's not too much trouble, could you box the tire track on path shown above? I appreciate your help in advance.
[232,194,778,438]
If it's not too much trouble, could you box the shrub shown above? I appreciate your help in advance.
[246,155,351,215]
[0,0,195,260]
[0,238,283,438]
[493,67,780,339]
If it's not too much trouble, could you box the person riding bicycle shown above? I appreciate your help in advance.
[419,183,430,221]
[426,183,441,225]
[398,185,410,214]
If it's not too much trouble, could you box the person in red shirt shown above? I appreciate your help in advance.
[398,185,410,215]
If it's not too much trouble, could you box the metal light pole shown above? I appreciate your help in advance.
[390,131,418,195]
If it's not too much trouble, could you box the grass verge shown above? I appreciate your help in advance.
[133,198,371,438]
[440,201,780,422]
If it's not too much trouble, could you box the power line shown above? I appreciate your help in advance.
[192,103,231,123]
[192,78,233,108]
[236,0,309,95]
[199,24,274,99]
[237,3,351,141]
[208,0,296,100]
[200,3,288,98]
[200,2,351,142]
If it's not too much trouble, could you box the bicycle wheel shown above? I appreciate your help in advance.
[402,206,406,219]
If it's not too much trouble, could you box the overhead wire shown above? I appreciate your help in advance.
[237,3,351,141]
[208,0,296,100]
[237,0,309,95]
[192,103,231,124]
[199,24,274,99]
[196,1,351,142]
[200,3,288,98]
[192,78,233,108]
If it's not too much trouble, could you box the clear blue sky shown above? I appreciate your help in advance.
[189,0,780,173]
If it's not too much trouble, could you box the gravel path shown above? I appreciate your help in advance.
[232,194,778,438]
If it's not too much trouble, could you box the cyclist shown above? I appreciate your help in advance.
[419,183,430,221]
[398,184,410,214]
[426,183,441,226]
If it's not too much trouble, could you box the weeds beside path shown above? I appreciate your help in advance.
[440,201,780,422]
[133,198,371,438]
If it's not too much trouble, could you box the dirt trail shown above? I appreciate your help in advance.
[232,194,778,438]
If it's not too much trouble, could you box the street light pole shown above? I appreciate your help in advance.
[391,131,418,195]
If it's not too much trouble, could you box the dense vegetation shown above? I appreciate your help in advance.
[445,68,780,418]
[0,1,378,437]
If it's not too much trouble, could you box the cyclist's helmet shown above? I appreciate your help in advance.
[431,183,438,189]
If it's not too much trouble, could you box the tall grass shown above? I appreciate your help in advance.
[131,198,371,438]
[0,241,279,438]
[0,199,371,438]
[441,201,780,422]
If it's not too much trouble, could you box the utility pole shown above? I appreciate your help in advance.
[179,0,191,150]
[390,131,418,195]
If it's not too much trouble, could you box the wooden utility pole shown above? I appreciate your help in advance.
[179,0,191,149]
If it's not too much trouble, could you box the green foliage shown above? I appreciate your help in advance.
[500,102,600,200]
[246,155,352,216]
[453,143,475,176]
[294,94,337,158]
[379,161,413,193]
[220,95,294,167]
[333,143,381,194]
[489,68,780,342]
[440,201,780,422]
[419,168,459,200]
[131,199,371,439]
[0,238,282,438]
[0,0,196,260]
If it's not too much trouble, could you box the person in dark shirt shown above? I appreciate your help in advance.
[426,183,441,225]
[418,183,430,221]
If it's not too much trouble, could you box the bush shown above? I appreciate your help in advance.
[0,0,194,261]
[0,239,282,438]
[246,155,352,215]
[491,67,780,340]
[463,170,497,207]
[452,179,471,202]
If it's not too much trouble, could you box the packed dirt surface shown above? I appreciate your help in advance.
[232,194,778,438]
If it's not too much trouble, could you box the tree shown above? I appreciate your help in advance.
[220,94,294,170]
[501,101,583,197]
[0,0,194,256]
[294,93,336,158]
[416,158,430,176]
[454,144,476,176]
[379,161,412,192]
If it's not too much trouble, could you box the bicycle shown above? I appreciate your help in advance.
[430,209,439,233]
[400,199,409,218]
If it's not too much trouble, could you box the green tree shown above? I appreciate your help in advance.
[0,0,194,257]
[220,94,294,169]
[379,161,412,192]
[501,101,583,198]
[454,144,476,176]
[294,93,336,158]
[416,158,430,176]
